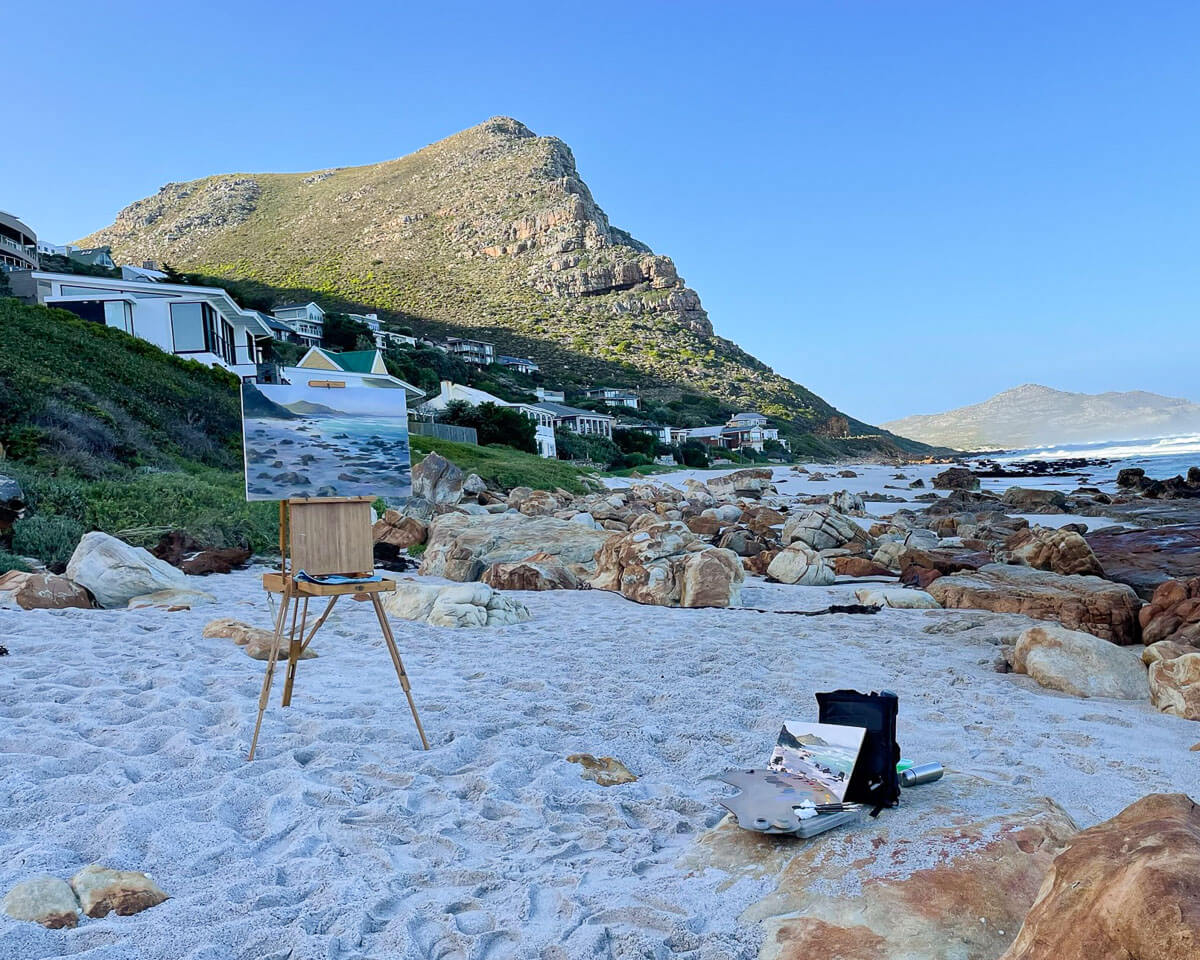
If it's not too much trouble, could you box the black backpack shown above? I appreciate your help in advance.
[816,689,900,815]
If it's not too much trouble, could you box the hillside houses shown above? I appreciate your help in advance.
[1,210,789,464]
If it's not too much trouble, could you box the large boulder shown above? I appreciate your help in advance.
[688,793,1077,960]
[65,532,190,609]
[481,556,580,591]
[410,451,463,505]
[854,587,942,609]
[591,522,742,607]
[1085,523,1200,599]
[932,466,980,490]
[1002,487,1068,513]
[782,506,872,554]
[766,543,835,586]
[419,513,613,581]
[829,489,866,516]
[707,468,774,500]
[678,548,744,608]
[1148,653,1200,720]
[70,864,169,918]
[376,508,434,547]
[0,570,93,610]
[1011,624,1148,699]
[382,580,530,627]
[999,793,1200,960]
[1140,577,1200,647]
[2,876,80,929]
[1006,525,1105,577]
[927,563,1143,645]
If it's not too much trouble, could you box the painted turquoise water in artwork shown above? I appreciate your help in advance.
[241,382,412,501]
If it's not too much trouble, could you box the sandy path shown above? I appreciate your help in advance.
[2,566,1196,959]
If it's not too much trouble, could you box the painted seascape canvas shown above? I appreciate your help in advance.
[241,381,412,501]
[767,721,865,803]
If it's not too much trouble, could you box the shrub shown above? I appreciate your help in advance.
[554,428,621,468]
[11,515,85,573]
[0,550,30,574]
[440,401,537,453]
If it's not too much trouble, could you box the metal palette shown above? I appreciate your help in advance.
[718,768,864,838]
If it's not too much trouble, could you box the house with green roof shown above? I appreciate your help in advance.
[285,346,425,401]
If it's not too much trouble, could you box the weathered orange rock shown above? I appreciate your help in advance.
[481,556,579,591]
[1140,577,1200,647]
[0,570,92,610]
[686,793,1077,960]
[928,564,1143,645]
[832,556,894,578]
[999,793,1200,960]
[372,510,427,550]
[1006,526,1105,578]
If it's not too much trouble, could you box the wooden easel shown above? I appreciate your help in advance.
[247,496,429,760]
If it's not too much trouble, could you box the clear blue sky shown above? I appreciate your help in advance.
[7,1,1198,424]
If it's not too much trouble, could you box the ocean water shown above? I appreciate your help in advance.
[992,434,1200,480]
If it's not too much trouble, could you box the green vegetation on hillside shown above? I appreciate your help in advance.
[409,435,592,493]
[0,300,277,570]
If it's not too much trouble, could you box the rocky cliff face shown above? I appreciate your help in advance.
[81,117,920,449]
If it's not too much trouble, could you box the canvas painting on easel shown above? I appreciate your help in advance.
[241,382,412,501]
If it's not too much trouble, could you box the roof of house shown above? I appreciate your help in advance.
[585,386,637,395]
[534,401,615,421]
[730,411,767,421]
[418,381,507,410]
[273,301,325,314]
[67,247,113,266]
[328,350,382,373]
[684,425,726,438]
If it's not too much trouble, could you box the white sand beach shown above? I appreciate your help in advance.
[2,515,1197,959]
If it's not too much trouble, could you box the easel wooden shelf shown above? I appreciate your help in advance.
[247,496,429,760]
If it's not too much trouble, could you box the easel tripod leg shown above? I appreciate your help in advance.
[248,588,293,761]
[369,593,430,750]
[282,596,309,707]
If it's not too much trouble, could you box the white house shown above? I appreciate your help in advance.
[418,381,558,459]
[613,422,673,445]
[416,379,507,412]
[347,312,380,332]
[535,387,565,403]
[272,302,325,346]
[8,269,275,377]
[286,347,425,401]
[583,386,640,410]
[531,401,615,439]
[444,337,496,366]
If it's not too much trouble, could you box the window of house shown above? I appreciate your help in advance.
[170,302,207,352]
[103,299,134,335]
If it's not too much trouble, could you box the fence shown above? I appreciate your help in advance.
[409,420,478,445]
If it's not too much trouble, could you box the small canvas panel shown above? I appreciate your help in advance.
[769,720,866,802]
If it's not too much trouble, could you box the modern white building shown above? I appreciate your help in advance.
[534,387,565,403]
[0,211,39,272]
[272,302,325,346]
[444,337,496,366]
[8,269,275,377]
[583,386,640,410]
[531,401,615,439]
[613,422,673,445]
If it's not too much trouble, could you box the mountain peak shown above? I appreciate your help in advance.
[884,384,1200,449]
[77,120,927,453]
